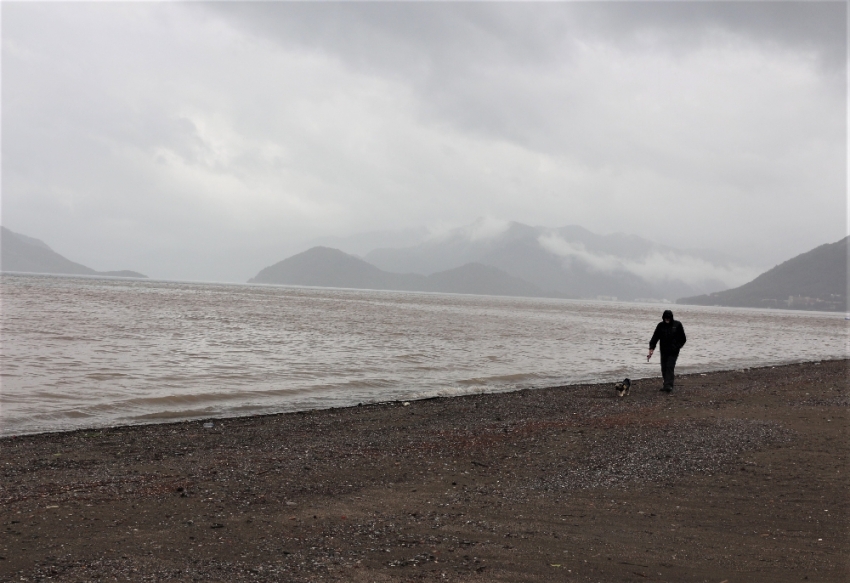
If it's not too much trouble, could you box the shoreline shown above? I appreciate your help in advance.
[3,358,845,440]
[2,359,847,582]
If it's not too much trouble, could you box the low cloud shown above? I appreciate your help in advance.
[538,233,760,288]
[463,216,511,242]
[426,216,511,243]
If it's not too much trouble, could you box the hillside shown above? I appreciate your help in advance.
[1,226,147,278]
[677,236,847,311]
[249,246,420,290]
[421,262,542,297]
[248,246,545,298]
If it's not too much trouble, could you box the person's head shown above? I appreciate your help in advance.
[662,309,674,323]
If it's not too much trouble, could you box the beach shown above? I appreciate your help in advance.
[1,359,847,582]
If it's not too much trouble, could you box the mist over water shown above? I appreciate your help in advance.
[1,274,846,436]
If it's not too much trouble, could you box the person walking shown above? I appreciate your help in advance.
[647,309,686,393]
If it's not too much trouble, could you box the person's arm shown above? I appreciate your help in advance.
[648,323,661,359]
[649,323,661,350]
[677,323,686,349]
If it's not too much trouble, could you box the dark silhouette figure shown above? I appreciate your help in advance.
[647,309,687,392]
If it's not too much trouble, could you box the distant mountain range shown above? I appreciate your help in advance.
[250,219,760,301]
[678,236,847,312]
[249,246,545,297]
[8,220,842,310]
[1,226,147,279]
[251,221,846,310]
[362,219,756,301]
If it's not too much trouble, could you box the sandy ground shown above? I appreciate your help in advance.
[1,360,848,582]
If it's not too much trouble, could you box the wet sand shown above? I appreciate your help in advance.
[1,360,847,582]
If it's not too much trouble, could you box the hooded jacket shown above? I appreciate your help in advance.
[649,309,687,355]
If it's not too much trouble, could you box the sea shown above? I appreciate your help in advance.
[1,273,847,437]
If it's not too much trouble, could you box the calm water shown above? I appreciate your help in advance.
[1,274,846,436]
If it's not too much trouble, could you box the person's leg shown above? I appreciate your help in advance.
[660,353,671,391]
[665,352,679,391]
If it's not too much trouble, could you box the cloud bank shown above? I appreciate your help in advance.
[538,233,759,289]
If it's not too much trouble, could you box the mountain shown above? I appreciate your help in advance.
[364,219,755,301]
[677,237,848,312]
[249,246,420,289]
[1,226,147,278]
[422,262,542,297]
[248,246,545,298]
[307,227,429,258]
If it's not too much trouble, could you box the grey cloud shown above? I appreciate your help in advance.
[206,3,846,73]
[205,3,844,176]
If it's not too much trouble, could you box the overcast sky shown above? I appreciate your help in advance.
[2,2,846,282]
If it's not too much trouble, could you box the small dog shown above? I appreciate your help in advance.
[615,378,631,398]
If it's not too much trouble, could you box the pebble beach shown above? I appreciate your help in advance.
[1,360,847,582]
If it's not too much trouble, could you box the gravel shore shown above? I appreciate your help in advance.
[2,360,847,582]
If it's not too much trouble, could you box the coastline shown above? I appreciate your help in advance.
[1,360,847,582]
[4,357,846,440]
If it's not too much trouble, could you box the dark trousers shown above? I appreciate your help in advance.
[660,352,679,391]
